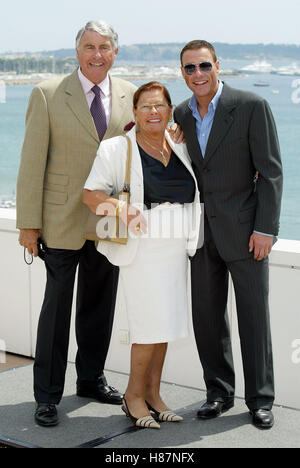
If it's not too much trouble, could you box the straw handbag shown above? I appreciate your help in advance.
[85,135,132,245]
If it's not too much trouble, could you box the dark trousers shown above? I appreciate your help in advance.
[191,223,274,411]
[33,241,119,404]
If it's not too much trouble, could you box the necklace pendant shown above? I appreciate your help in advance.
[159,150,168,167]
[161,154,168,167]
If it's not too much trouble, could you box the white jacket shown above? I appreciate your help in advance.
[84,126,201,266]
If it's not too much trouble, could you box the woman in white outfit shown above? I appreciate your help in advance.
[83,82,201,429]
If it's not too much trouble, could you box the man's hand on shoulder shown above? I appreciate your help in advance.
[249,232,273,261]
[167,123,185,144]
[19,229,41,257]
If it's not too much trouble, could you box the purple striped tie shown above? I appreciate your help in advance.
[90,85,107,141]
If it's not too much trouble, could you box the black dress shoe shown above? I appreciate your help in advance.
[250,409,274,429]
[197,400,234,419]
[35,403,59,427]
[77,375,123,405]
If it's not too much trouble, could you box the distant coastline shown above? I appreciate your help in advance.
[2,61,300,85]
[0,68,245,85]
[1,42,300,81]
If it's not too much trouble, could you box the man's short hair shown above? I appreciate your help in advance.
[180,40,217,64]
[76,20,119,50]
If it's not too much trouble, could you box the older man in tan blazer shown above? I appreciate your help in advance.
[17,20,137,427]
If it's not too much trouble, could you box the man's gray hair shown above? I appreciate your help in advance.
[76,20,119,50]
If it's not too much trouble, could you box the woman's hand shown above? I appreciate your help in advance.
[96,201,147,237]
[123,204,148,236]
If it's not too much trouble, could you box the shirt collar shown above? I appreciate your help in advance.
[189,80,223,115]
[77,67,111,97]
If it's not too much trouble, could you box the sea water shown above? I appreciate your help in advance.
[0,70,299,240]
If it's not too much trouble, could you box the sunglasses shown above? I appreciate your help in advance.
[183,62,213,75]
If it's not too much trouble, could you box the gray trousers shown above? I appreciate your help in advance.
[191,223,274,411]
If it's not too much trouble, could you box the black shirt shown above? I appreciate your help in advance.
[138,144,195,210]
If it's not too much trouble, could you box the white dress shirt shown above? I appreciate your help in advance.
[77,68,111,126]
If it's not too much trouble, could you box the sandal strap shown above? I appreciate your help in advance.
[158,410,183,422]
[136,415,160,428]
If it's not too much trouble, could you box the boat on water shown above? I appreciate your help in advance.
[271,62,300,76]
[254,81,270,87]
[0,199,16,209]
[239,60,274,74]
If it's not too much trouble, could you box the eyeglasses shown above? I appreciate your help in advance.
[138,103,169,113]
[183,62,213,75]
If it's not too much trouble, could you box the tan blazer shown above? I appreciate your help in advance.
[16,70,137,249]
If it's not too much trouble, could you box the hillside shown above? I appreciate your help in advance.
[2,42,300,61]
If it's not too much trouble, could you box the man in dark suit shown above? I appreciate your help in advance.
[174,40,283,429]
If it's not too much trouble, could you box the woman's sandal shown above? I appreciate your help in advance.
[122,398,160,429]
[146,402,183,422]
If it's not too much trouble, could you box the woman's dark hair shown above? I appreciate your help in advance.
[133,81,172,108]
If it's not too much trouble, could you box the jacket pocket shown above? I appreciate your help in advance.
[44,189,68,205]
[238,207,256,224]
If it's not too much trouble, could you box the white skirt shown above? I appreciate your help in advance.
[120,203,190,344]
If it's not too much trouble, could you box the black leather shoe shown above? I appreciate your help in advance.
[35,403,59,427]
[77,375,123,405]
[197,400,234,419]
[250,409,274,429]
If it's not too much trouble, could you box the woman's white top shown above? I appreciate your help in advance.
[84,126,201,266]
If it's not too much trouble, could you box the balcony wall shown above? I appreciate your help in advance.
[1,209,299,409]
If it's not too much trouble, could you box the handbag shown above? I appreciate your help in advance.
[85,135,132,245]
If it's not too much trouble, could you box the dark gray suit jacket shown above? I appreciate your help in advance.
[174,82,283,262]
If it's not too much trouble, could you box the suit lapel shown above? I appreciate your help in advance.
[183,107,204,172]
[105,77,127,139]
[65,70,99,143]
[203,83,236,166]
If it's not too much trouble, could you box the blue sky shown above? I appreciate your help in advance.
[1,0,300,53]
